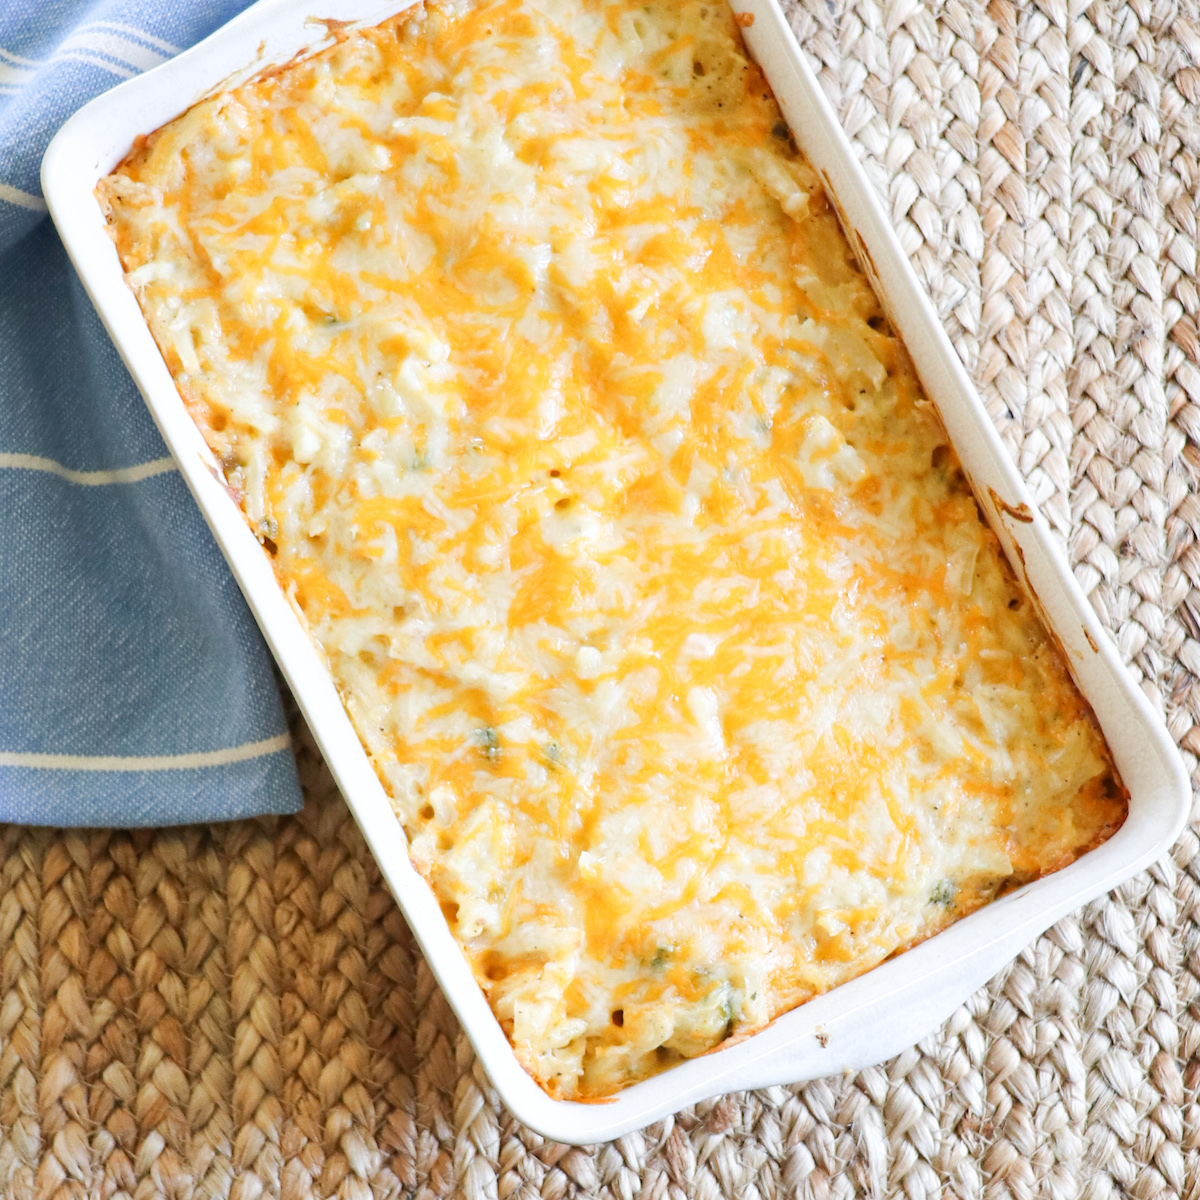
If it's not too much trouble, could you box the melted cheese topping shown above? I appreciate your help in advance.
[100,0,1126,1099]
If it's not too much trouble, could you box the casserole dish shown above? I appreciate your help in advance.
[42,0,1189,1143]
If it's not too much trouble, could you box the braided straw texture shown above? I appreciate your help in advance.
[2,0,1197,1194]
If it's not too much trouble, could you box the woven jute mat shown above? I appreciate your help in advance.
[3,0,1198,1196]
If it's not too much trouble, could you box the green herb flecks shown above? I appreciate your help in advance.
[477,726,500,762]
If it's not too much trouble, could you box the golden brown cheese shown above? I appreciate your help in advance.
[99,0,1126,1099]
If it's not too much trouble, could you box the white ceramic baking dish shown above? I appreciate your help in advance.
[42,0,1189,1145]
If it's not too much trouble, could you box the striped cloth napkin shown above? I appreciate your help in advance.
[0,0,301,826]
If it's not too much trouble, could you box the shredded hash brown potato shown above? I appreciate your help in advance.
[100,0,1126,1098]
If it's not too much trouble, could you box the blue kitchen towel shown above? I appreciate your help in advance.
[0,0,302,826]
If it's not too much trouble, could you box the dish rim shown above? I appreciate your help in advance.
[41,0,1190,1144]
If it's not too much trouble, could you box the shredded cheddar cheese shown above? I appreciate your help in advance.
[99,0,1126,1099]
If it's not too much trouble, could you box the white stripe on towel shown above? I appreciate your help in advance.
[0,734,292,772]
[0,60,37,90]
[0,183,47,211]
[3,21,176,76]
[0,452,176,484]
[92,22,180,57]
[0,43,40,66]
[0,44,40,89]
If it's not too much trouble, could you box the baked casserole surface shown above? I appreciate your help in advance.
[100,0,1126,1098]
